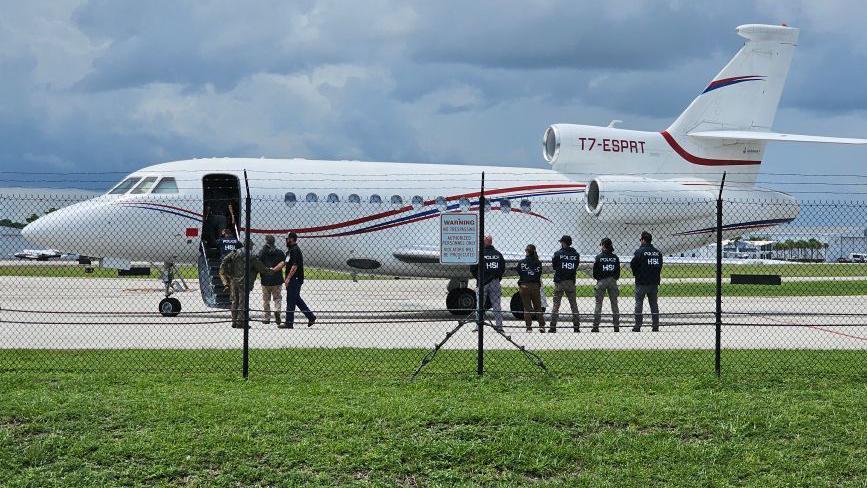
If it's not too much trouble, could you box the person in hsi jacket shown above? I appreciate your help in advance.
[216,228,240,259]
[470,234,506,332]
[257,235,286,325]
[629,231,663,332]
[549,235,580,333]
[592,237,621,332]
[515,244,545,332]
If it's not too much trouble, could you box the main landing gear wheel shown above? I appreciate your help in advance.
[446,288,476,316]
[159,297,181,317]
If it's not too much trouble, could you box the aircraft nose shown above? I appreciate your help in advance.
[21,218,48,247]
[21,207,73,250]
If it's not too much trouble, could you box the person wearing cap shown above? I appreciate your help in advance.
[629,230,663,332]
[257,235,286,325]
[550,235,580,333]
[271,232,316,328]
[592,237,621,332]
[470,234,506,333]
[219,242,274,329]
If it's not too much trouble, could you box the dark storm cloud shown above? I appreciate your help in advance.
[407,2,751,71]
[1,0,866,182]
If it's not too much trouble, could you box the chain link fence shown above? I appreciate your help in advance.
[1,177,865,377]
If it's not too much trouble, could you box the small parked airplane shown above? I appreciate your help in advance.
[22,24,867,316]
[13,249,63,261]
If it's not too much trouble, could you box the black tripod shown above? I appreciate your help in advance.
[411,309,548,379]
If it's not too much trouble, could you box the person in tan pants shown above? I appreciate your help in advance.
[515,244,545,332]
[257,235,286,325]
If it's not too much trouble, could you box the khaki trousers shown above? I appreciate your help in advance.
[518,283,545,328]
[261,284,282,315]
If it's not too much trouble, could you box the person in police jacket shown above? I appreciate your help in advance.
[592,237,620,332]
[470,234,506,332]
[550,235,580,333]
[515,244,546,332]
[629,231,663,332]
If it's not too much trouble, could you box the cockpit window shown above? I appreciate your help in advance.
[130,177,158,194]
[152,177,179,194]
[109,177,141,194]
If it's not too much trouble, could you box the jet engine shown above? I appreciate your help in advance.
[583,175,717,223]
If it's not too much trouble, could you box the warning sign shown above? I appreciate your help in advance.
[440,213,479,265]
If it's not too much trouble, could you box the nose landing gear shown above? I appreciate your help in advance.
[158,262,187,317]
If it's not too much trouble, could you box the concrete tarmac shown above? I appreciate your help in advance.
[1,276,865,350]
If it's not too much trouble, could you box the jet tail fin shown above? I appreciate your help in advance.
[668,24,799,137]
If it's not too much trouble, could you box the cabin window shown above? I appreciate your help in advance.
[305,192,318,203]
[130,176,158,194]
[348,194,361,204]
[411,195,424,209]
[109,177,141,194]
[390,195,403,206]
[435,196,448,212]
[152,177,179,194]
[458,197,470,211]
[326,193,340,203]
[369,194,382,204]
[500,199,511,214]
[284,192,297,206]
[520,199,531,213]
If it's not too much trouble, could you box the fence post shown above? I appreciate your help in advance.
[715,172,726,377]
[477,172,485,377]
[242,170,251,379]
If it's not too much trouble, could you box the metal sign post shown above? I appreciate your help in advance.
[477,172,485,376]
[412,173,547,379]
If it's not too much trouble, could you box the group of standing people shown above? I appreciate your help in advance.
[475,231,663,333]
[218,232,316,329]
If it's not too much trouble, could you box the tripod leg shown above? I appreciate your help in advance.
[411,320,468,379]
[489,325,549,374]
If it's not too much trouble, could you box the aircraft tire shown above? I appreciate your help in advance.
[159,297,182,317]
[446,288,476,316]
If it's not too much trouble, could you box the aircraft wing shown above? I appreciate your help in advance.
[392,247,590,273]
[392,247,525,266]
[688,130,867,145]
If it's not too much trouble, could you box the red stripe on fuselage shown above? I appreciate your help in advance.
[660,131,761,166]
[247,183,583,234]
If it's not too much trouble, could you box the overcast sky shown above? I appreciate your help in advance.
[2,1,867,196]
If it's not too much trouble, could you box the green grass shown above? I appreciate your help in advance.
[505,280,867,298]
[0,350,865,486]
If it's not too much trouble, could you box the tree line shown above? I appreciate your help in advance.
[0,208,57,229]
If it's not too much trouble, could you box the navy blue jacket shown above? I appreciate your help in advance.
[217,237,240,258]
[629,244,663,285]
[515,258,542,285]
[592,251,621,281]
[552,246,580,283]
[471,245,506,286]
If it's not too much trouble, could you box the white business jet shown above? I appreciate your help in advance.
[22,24,867,316]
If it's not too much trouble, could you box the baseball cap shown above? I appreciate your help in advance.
[559,235,572,246]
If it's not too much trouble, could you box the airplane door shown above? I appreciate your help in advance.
[201,174,242,247]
